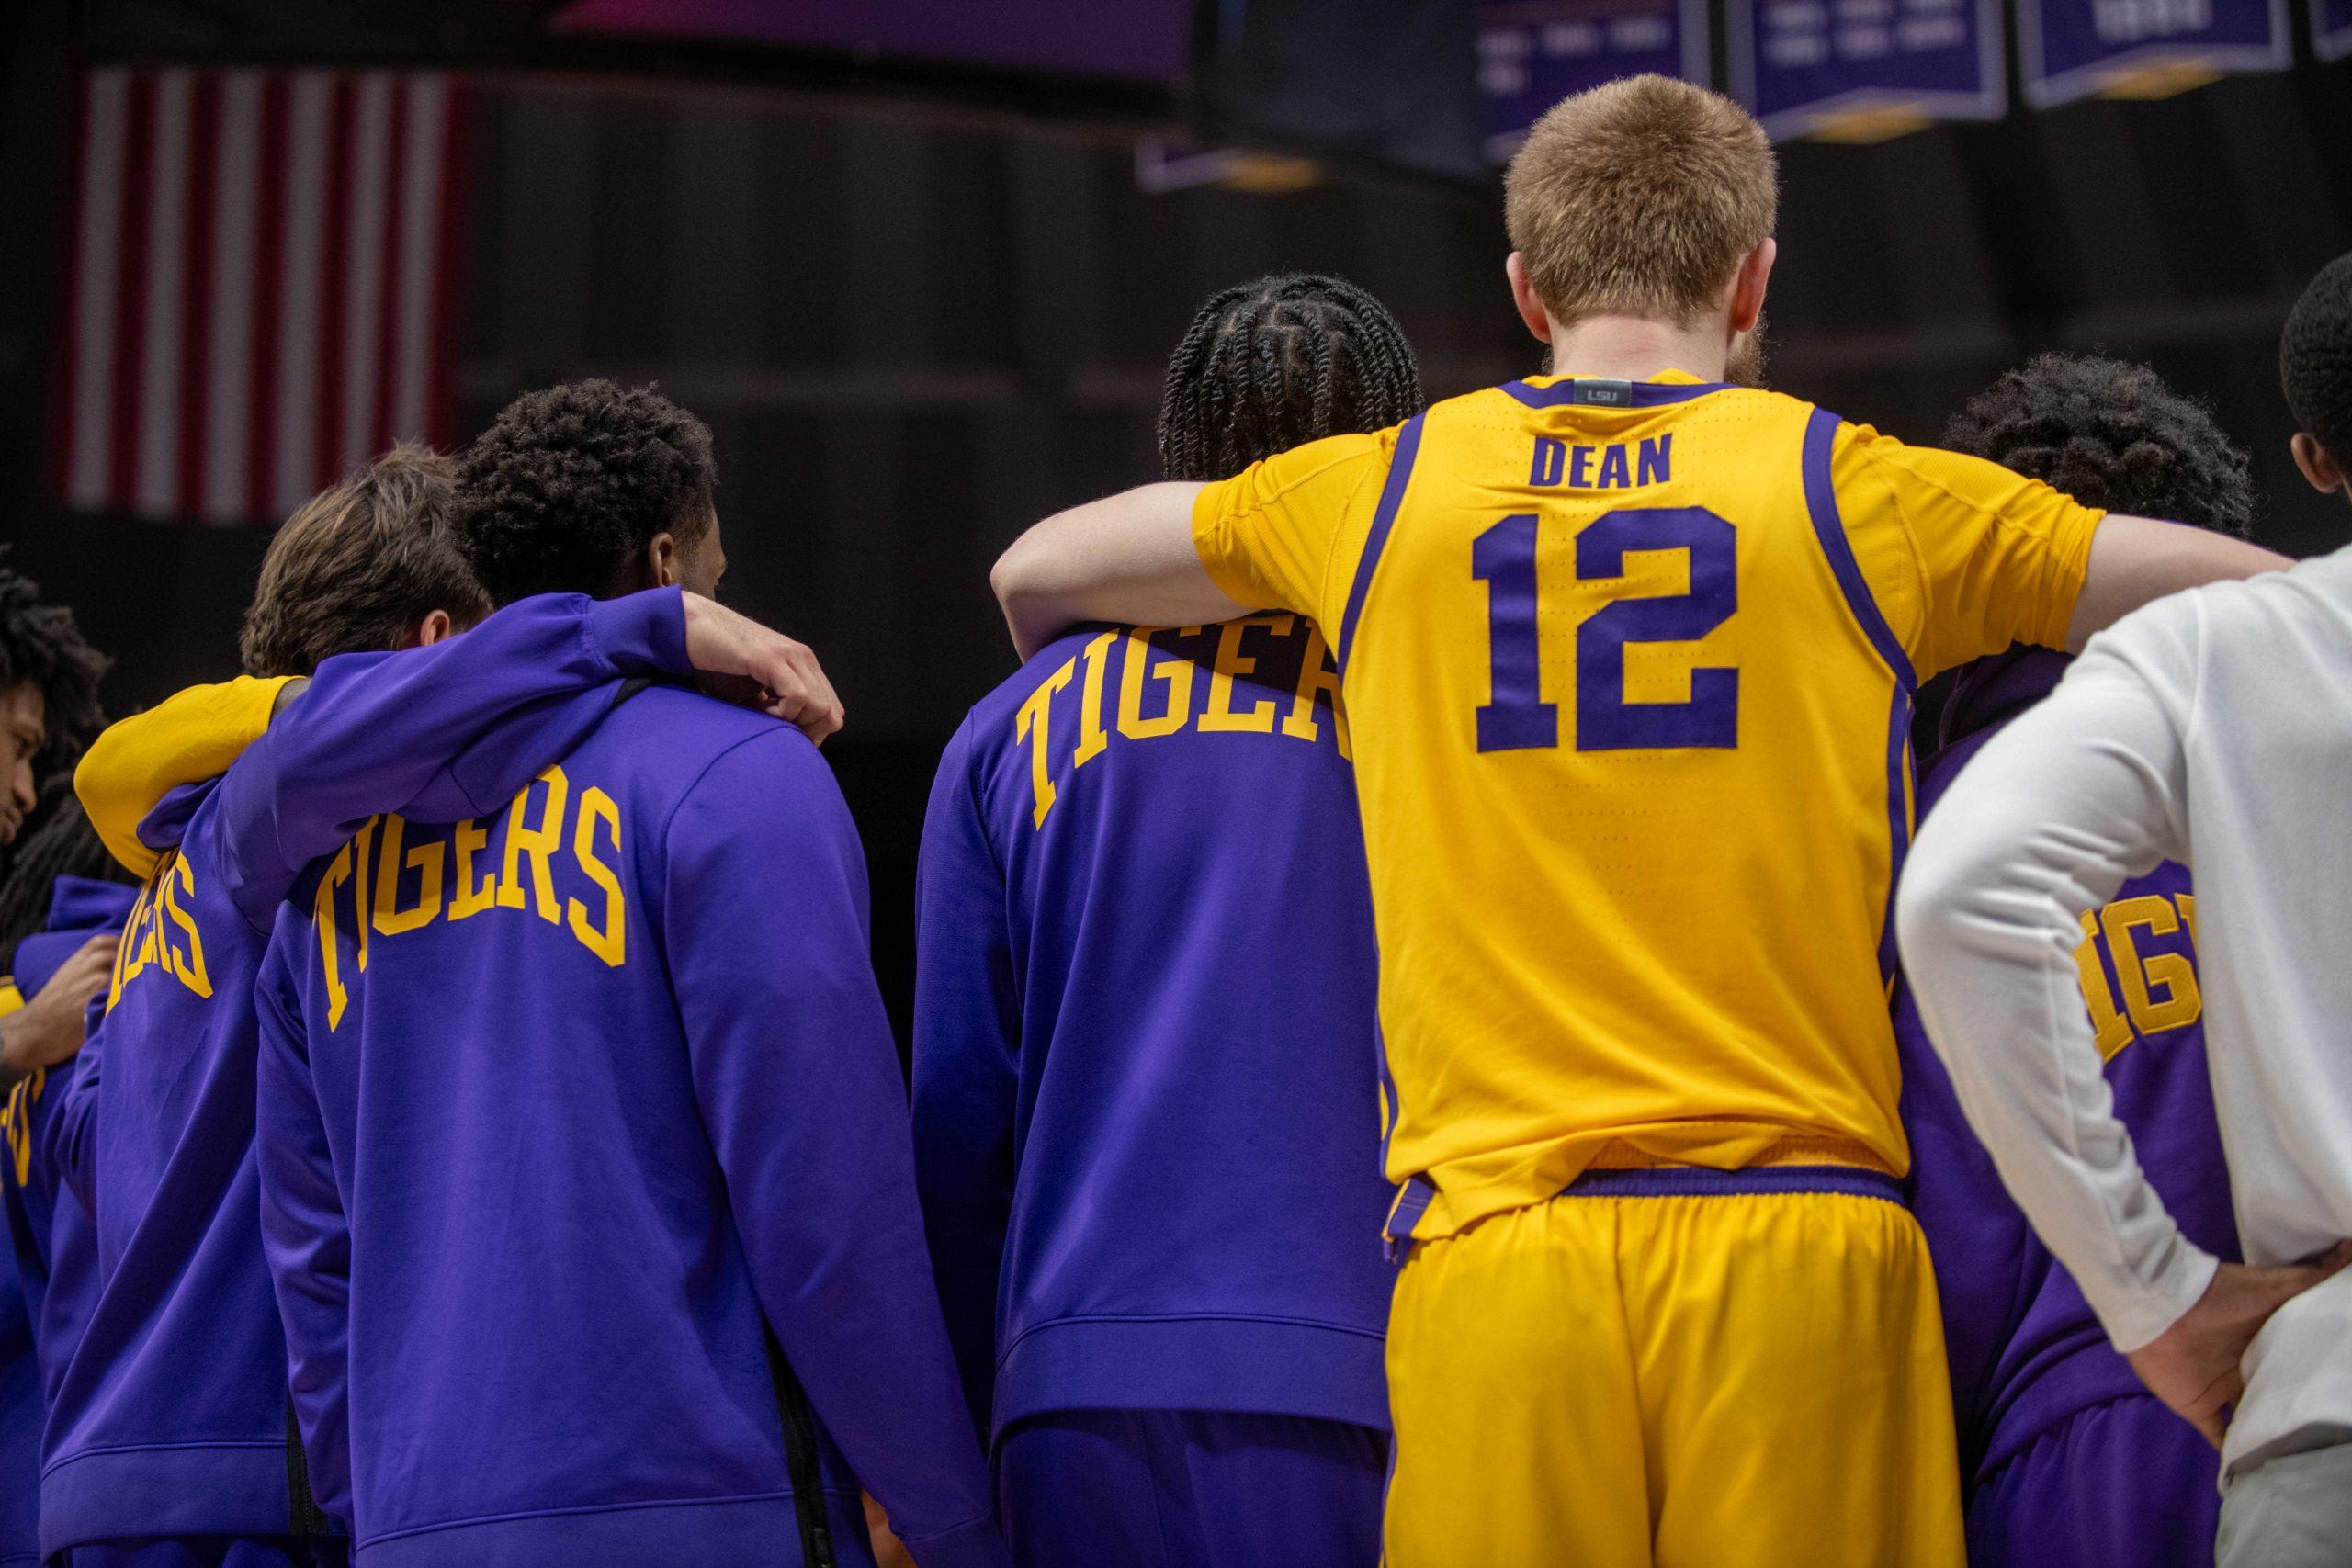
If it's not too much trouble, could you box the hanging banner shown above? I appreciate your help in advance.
[1476,0,1711,162]
[2312,0,2352,60]
[1727,0,2005,141]
[2020,0,2290,106]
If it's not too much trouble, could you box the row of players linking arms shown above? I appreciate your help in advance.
[0,74,2346,1568]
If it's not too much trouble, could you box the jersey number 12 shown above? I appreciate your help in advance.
[1472,505,1738,753]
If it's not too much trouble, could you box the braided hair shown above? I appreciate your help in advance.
[1943,354,2255,536]
[1157,275,1427,481]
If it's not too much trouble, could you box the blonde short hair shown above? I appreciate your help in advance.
[1504,74,1778,330]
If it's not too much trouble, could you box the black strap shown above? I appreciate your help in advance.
[286,1395,334,1536]
[767,1331,837,1568]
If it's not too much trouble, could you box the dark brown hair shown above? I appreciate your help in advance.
[240,445,492,677]
[0,553,107,773]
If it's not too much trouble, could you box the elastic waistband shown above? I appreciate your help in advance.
[1564,1164,1906,1205]
[1582,1134,1896,1174]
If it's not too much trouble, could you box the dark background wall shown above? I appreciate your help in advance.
[5,17,2349,1033]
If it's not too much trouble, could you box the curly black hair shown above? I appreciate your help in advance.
[0,552,108,772]
[1158,275,1427,482]
[2283,252,2352,472]
[1944,354,2255,536]
[456,379,718,604]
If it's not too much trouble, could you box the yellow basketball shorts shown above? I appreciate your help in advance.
[1384,1165,1964,1568]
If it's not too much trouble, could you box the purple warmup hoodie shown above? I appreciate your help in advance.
[254,682,1004,1567]
[1895,646,2239,1488]
[911,619,1393,1443]
[39,592,698,1555]
[0,876,138,1566]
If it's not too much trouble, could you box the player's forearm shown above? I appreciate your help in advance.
[666,740,1005,1557]
[2066,515,2290,651]
[1896,676,2215,1349]
[990,483,1238,660]
[213,593,688,926]
[41,1034,101,1210]
[717,1001,1004,1554]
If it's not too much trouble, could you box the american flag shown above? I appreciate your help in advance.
[49,66,469,526]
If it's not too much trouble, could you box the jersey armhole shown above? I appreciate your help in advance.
[1331,412,1429,673]
[1803,407,1919,985]
[1802,410,1917,693]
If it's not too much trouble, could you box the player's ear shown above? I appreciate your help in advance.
[2291,432,2346,500]
[1727,238,1775,335]
[409,609,455,649]
[644,531,681,590]
[1506,252,1553,345]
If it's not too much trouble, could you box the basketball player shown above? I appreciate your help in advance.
[987,75,2284,1567]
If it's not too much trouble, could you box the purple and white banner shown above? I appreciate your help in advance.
[2313,0,2352,61]
[2020,0,2290,107]
[1476,0,1711,162]
[1728,0,2005,141]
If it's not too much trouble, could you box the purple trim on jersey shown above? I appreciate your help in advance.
[1498,378,1733,409]
[1875,687,1917,981]
[1382,1177,1437,1258]
[1334,413,1425,675]
[1801,406,1917,982]
[1799,409,1916,688]
[1566,1164,1906,1205]
[1374,1013,1418,1261]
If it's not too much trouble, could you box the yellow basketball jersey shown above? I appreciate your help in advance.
[1192,369,2100,1242]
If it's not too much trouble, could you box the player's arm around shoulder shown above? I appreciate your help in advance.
[991,482,1237,661]
[2068,515,2291,650]
[990,429,1391,660]
[1831,423,2287,680]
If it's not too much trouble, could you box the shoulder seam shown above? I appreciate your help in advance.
[657,720,798,863]
[652,719,801,971]
[1312,455,1388,635]
[1230,441,1381,518]
[1838,424,1939,664]
[945,711,1012,888]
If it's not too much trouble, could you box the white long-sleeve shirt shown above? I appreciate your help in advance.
[1897,542,2352,1478]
